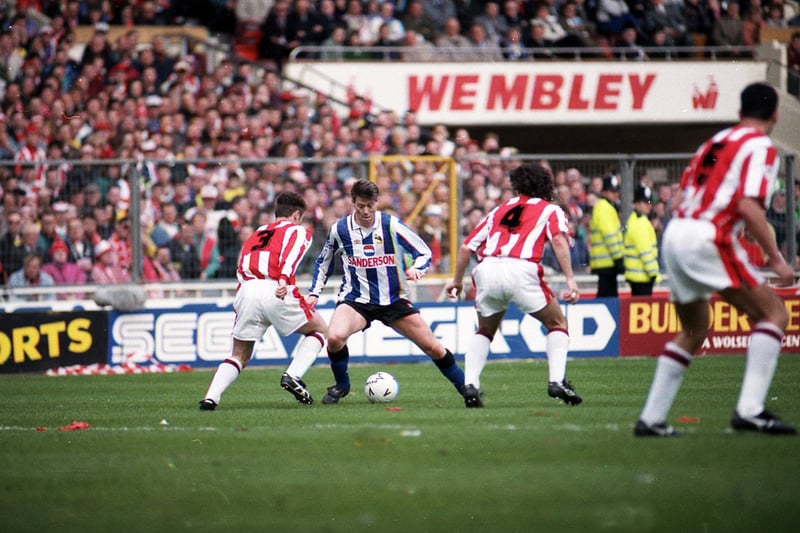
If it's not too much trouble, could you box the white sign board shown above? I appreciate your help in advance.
[284,61,768,125]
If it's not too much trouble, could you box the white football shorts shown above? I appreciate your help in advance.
[471,257,553,316]
[231,279,313,340]
[663,217,764,304]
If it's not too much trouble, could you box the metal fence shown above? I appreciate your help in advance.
[0,152,796,305]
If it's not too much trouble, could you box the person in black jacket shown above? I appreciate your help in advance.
[215,216,240,279]
[167,223,201,279]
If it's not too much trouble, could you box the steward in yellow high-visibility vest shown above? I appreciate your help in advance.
[590,174,624,297]
[624,184,662,296]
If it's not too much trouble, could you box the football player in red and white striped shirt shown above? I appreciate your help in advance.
[199,192,327,410]
[445,162,582,408]
[636,83,796,436]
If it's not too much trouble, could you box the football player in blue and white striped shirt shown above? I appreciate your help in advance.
[307,179,465,404]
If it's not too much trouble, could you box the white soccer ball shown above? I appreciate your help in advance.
[364,372,399,403]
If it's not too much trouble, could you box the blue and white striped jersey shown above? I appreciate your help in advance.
[309,211,432,305]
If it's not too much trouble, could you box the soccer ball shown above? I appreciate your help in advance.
[364,372,399,403]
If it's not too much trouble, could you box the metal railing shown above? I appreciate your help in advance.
[1,152,796,305]
[289,44,760,63]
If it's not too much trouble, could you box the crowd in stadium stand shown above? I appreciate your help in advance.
[0,1,798,298]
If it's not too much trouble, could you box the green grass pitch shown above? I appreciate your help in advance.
[2,355,799,532]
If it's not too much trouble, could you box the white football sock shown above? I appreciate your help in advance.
[736,322,783,418]
[639,343,691,426]
[286,333,324,379]
[464,333,491,389]
[204,358,242,403]
[546,329,569,383]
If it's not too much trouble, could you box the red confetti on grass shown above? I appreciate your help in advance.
[385,406,404,411]
[57,421,90,431]
[36,427,47,432]
[677,416,700,424]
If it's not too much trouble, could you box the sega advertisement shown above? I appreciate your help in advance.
[107,300,620,368]
[0,311,108,373]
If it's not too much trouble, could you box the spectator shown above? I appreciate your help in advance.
[314,0,343,44]
[710,1,746,55]
[560,1,597,43]
[787,31,800,96]
[617,24,649,60]
[134,0,171,26]
[168,222,201,279]
[215,215,240,279]
[148,245,182,282]
[185,183,228,237]
[8,253,55,301]
[91,239,130,284]
[38,211,60,259]
[501,0,529,34]
[259,0,294,69]
[372,22,403,59]
[403,0,438,43]
[342,0,370,43]
[42,238,86,297]
[465,22,504,60]
[287,0,320,48]
[641,0,695,47]
[151,201,181,247]
[366,2,405,44]
[531,3,587,47]
[683,0,715,36]
[108,216,133,271]
[65,216,94,279]
[80,22,114,70]
[524,21,556,58]
[418,203,446,273]
[422,0,459,34]
[189,210,221,280]
[766,189,788,258]
[11,222,47,273]
[473,1,509,46]
[501,25,529,59]
[742,3,766,46]
[596,0,641,39]
[0,211,25,274]
[765,3,787,28]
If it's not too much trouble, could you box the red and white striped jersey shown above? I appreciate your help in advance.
[676,125,780,235]
[237,220,310,284]
[465,195,571,262]
[15,143,47,190]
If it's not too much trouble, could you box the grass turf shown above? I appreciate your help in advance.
[1,355,799,532]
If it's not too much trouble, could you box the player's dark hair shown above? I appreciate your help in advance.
[274,191,307,218]
[509,162,555,201]
[351,178,379,201]
[740,82,778,120]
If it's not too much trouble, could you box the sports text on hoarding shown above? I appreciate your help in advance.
[0,318,92,365]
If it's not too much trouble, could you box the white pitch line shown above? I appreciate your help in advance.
[0,423,632,433]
